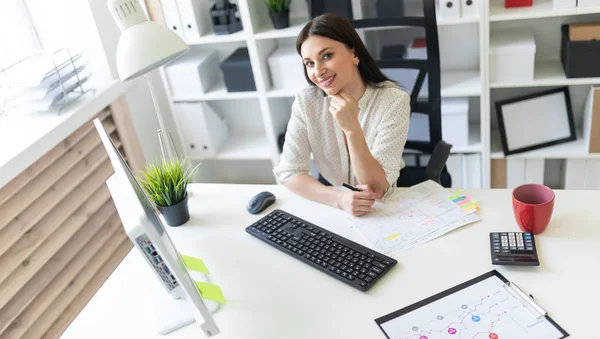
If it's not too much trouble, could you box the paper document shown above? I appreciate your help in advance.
[375,270,568,339]
[348,180,481,255]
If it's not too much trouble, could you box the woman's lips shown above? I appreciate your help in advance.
[319,75,336,88]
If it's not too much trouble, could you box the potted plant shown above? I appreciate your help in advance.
[137,158,200,227]
[265,0,291,29]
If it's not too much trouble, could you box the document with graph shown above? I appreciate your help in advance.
[375,270,569,339]
[348,180,481,255]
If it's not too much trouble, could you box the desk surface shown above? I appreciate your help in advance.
[61,184,600,339]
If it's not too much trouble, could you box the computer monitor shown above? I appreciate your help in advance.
[93,119,220,336]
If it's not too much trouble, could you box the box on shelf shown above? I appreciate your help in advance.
[307,0,353,20]
[376,0,404,18]
[267,45,305,90]
[582,86,600,152]
[561,24,600,78]
[553,0,576,9]
[441,97,469,148]
[577,0,600,7]
[220,48,256,92]
[490,29,536,83]
[407,38,427,60]
[569,22,600,41]
[504,0,532,7]
[210,0,242,35]
[165,50,219,99]
[173,102,228,158]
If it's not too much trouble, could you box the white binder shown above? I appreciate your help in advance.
[565,159,586,190]
[525,159,545,184]
[176,0,212,43]
[160,0,184,39]
[174,102,228,158]
[439,0,460,19]
[461,0,479,18]
[506,158,526,189]
[446,154,463,188]
[462,153,482,189]
[584,159,600,189]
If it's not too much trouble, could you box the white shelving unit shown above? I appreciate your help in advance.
[155,0,600,188]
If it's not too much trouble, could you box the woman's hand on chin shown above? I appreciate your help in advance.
[328,90,361,134]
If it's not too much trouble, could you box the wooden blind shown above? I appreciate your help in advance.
[0,96,145,339]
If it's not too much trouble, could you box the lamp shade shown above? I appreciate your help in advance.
[108,0,189,81]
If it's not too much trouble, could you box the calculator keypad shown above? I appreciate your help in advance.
[490,232,539,266]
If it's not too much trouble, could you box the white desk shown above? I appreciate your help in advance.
[61,184,600,338]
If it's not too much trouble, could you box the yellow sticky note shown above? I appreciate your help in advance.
[180,254,210,274]
[195,281,226,303]
[461,201,477,210]
[385,233,400,240]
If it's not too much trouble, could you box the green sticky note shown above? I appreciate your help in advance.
[449,191,462,201]
[461,201,477,210]
[180,254,210,274]
[195,281,226,303]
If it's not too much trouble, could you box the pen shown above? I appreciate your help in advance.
[343,183,361,192]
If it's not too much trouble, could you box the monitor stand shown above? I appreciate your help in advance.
[149,272,220,334]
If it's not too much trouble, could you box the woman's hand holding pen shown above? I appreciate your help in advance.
[328,90,361,135]
[337,184,381,217]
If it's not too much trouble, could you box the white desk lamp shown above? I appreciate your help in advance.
[107,0,189,161]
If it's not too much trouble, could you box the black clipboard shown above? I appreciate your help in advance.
[375,270,569,339]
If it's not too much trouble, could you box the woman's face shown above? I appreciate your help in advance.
[300,34,359,96]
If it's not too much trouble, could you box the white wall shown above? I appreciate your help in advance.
[87,0,182,164]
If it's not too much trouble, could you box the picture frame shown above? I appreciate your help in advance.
[496,87,576,156]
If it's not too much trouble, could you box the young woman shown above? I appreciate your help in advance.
[273,13,411,216]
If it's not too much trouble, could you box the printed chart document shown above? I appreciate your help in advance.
[375,270,569,339]
[348,180,481,255]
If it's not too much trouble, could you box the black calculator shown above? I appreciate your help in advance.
[490,232,539,266]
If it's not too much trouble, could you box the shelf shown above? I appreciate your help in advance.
[436,16,479,26]
[254,18,307,40]
[439,70,481,97]
[172,80,258,102]
[265,70,481,99]
[187,30,248,45]
[491,61,600,88]
[490,128,600,159]
[490,0,600,22]
[266,87,297,98]
[192,134,271,161]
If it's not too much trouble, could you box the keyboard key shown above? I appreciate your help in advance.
[360,282,367,287]
[365,276,373,282]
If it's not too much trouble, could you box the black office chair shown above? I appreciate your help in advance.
[305,0,453,187]
[348,0,453,188]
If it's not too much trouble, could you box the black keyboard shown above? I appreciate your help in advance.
[245,209,397,291]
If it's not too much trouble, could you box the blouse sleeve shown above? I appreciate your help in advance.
[371,89,411,191]
[272,91,311,183]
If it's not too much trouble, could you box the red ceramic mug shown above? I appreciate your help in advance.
[512,184,555,235]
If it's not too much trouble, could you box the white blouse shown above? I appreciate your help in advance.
[273,81,411,192]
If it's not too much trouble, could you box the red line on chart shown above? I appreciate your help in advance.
[470,312,507,339]
[472,296,489,314]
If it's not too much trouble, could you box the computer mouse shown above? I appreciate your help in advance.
[246,191,276,214]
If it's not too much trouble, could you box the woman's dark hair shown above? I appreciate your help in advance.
[296,13,393,90]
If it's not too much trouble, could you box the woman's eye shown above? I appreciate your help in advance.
[323,53,333,60]
[305,61,314,67]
